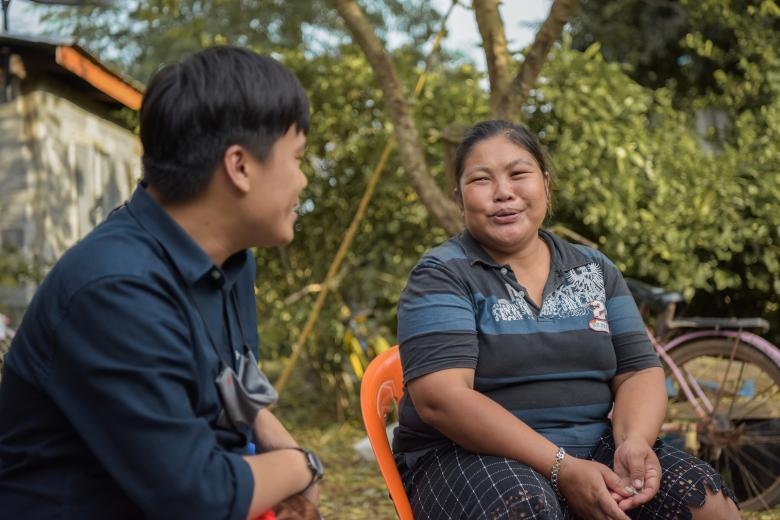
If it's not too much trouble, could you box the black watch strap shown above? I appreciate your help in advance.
[288,447,324,492]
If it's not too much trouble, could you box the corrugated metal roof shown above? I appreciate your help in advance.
[1,32,144,109]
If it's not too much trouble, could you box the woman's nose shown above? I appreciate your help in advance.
[493,178,514,201]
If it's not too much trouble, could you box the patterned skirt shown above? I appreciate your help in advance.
[399,430,738,520]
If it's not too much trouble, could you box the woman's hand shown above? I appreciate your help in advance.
[558,456,633,520]
[611,436,661,511]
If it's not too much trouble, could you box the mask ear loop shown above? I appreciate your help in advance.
[230,288,251,356]
[188,287,232,371]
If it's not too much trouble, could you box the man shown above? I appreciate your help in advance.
[0,46,322,519]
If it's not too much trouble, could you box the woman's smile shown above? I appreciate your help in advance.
[489,207,523,224]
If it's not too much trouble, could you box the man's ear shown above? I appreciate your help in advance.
[223,144,252,193]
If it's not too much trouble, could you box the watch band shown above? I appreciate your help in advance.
[285,447,324,492]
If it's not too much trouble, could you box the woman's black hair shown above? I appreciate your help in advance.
[140,46,310,203]
[453,120,553,200]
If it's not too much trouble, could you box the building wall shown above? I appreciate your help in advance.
[0,91,34,321]
[0,87,141,323]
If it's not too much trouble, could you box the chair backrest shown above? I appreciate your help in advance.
[360,346,413,520]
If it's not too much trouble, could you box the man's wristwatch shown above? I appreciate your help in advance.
[289,447,324,492]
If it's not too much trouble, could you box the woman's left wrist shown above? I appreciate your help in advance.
[615,430,654,448]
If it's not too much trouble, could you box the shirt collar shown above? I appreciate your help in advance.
[456,230,501,267]
[124,183,249,288]
[539,229,593,272]
[454,228,593,273]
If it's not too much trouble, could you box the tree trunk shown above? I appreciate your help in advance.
[474,0,579,119]
[473,0,514,118]
[510,0,579,109]
[331,0,578,233]
[330,0,463,235]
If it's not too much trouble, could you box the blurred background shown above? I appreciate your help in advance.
[1,1,778,517]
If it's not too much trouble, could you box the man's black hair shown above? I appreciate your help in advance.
[140,46,310,203]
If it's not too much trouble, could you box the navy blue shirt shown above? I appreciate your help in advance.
[0,185,256,519]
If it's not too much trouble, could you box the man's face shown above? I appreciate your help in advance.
[245,126,307,247]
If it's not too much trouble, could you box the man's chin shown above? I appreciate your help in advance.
[255,230,295,248]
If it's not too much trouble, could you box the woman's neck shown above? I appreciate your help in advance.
[486,234,552,307]
[484,233,548,270]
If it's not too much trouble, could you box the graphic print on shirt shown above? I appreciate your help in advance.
[491,262,607,321]
[491,284,535,321]
[588,299,610,333]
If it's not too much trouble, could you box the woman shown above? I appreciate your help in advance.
[393,120,739,520]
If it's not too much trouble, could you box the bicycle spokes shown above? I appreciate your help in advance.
[663,337,780,510]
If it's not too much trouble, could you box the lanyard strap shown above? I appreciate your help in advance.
[189,283,248,370]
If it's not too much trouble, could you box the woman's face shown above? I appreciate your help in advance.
[458,135,549,258]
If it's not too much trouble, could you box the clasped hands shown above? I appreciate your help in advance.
[557,437,661,520]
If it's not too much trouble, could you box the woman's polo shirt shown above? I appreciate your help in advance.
[393,230,660,467]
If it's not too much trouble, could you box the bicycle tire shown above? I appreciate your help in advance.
[664,337,780,511]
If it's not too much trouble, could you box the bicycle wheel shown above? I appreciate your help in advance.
[664,337,780,510]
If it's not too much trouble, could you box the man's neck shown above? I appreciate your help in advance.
[145,184,239,267]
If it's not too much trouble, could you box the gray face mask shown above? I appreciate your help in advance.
[215,349,278,430]
[186,282,278,433]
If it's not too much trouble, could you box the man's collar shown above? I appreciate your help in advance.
[125,183,248,287]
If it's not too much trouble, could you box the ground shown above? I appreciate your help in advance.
[287,420,780,520]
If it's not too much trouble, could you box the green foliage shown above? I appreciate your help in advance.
[254,45,487,417]
[570,0,780,107]
[0,247,44,286]
[564,1,780,331]
[34,0,780,413]
[531,36,780,333]
[38,0,442,83]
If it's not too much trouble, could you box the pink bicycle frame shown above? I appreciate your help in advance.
[650,328,780,423]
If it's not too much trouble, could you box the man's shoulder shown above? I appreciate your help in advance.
[39,216,175,318]
[62,216,167,284]
[7,216,175,384]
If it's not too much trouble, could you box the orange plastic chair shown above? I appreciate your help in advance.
[360,345,414,520]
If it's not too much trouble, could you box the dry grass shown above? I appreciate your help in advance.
[291,421,397,519]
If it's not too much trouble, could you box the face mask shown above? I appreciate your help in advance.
[186,281,277,433]
[215,348,278,430]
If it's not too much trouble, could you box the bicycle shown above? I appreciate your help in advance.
[626,278,780,511]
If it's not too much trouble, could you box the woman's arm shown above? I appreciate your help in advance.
[609,367,667,509]
[409,367,633,520]
[611,367,667,446]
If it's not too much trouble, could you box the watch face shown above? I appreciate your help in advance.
[306,450,324,480]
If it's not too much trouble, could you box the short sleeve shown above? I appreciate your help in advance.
[46,276,253,520]
[397,260,479,383]
[601,259,662,374]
